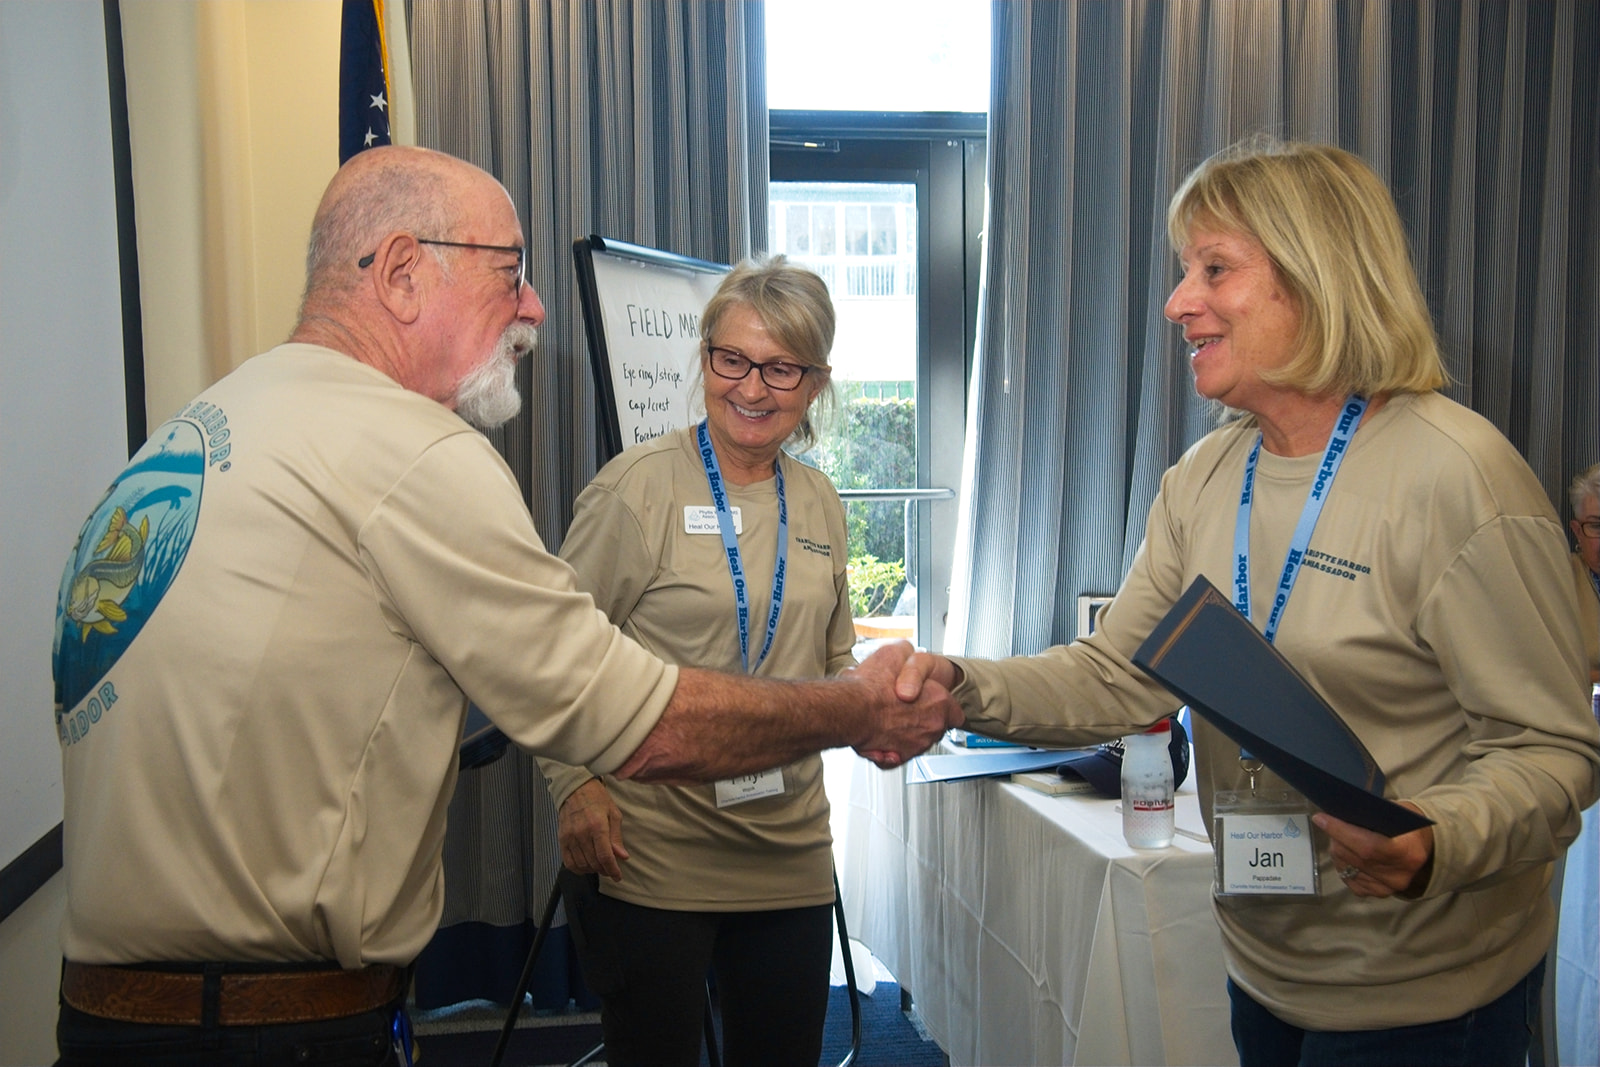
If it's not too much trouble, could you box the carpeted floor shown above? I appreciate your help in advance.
[411,981,947,1067]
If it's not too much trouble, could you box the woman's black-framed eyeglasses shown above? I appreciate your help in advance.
[358,239,525,294]
[706,346,811,391]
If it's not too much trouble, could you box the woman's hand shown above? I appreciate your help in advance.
[557,778,629,881]
[1313,803,1434,898]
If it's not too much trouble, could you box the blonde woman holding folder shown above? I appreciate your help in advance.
[893,140,1600,1067]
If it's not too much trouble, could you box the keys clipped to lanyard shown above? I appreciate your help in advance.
[1239,755,1265,798]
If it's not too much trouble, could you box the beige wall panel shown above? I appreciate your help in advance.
[239,1,340,354]
[119,1,207,428]
[123,0,340,420]
[196,1,258,378]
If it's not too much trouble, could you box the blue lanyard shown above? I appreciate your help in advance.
[697,420,788,673]
[1232,395,1367,645]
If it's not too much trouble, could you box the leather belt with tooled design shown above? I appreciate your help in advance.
[61,961,407,1027]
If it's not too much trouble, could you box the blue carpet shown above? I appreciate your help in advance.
[412,981,945,1067]
[818,981,948,1066]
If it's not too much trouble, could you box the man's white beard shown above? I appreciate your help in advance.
[455,323,537,430]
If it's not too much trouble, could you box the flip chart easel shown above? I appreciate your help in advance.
[571,235,730,463]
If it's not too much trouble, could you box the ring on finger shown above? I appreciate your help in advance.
[1337,864,1360,881]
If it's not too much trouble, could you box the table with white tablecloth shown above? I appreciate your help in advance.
[836,753,1237,1067]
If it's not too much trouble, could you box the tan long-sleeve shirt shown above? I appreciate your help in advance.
[540,427,856,911]
[952,391,1599,1030]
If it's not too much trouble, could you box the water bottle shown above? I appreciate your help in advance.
[1121,719,1175,849]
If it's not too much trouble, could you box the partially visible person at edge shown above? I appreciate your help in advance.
[1568,462,1600,684]
[539,256,848,1067]
[50,145,960,1067]
[887,139,1600,1067]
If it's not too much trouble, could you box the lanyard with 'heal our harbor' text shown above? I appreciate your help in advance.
[1212,395,1366,898]
[697,419,788,674]
[1233,394,1367,643]
[698,419,792,809]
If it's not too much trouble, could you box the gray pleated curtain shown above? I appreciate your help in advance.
[404,0,767,1005]
[949,0,1600,661]
[410,0,767,533]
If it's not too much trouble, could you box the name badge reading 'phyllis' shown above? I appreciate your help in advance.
[685,505,741,535]
[715,769,783,808]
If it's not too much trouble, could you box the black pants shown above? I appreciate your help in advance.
[565,878,834,1067]
[55,1000,402,1067]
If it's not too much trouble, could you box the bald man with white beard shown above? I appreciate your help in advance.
[51,146,959,1066]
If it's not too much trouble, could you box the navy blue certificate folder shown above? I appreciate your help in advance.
[1132,576,1432,837]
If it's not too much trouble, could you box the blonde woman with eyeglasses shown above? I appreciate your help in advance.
[539,255,848,1067]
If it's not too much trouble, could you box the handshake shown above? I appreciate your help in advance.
[614,641,968,785]
[845,641,965,769]
[564,642,969,880]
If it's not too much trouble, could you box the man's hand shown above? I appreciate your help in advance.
[557,778,629,882]
[1312,804,1434,898]
[847,642,964,768]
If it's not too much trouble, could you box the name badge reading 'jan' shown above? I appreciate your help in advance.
[1216,812,1317,895]
[685,505,742,535]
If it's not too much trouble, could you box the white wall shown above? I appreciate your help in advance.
[0,2,130,1060]
[0,0,129,878]
[0,874,65,1065]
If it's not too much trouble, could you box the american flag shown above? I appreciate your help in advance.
[339,0,391,163]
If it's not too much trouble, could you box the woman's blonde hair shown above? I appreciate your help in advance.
[699,254,838,451]
[1168,138,1447,398]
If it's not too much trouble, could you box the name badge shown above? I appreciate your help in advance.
[715,768,783,808]
[1215,810,1317,895]
[685,505,742,535]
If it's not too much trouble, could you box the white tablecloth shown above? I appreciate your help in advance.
[1557,803,1598,1067]
[837,752,1236,1066]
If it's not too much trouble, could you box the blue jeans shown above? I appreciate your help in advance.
[1228,959,1543,1067]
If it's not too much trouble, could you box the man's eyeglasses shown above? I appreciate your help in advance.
[706,346,811,391]
[1578,519,1600,538]
[358,238,525,294]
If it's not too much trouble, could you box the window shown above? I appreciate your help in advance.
[766,0,988,875]
[772,114,985,654]
[766,0,989,114]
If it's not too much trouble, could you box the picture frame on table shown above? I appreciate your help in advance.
[1077,594,1114,638]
